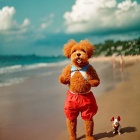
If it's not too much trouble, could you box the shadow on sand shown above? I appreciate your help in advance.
[77,126,136,140]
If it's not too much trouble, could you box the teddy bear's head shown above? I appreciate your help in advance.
[63,39,94,67]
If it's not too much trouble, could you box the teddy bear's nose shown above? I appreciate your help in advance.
[77,53,81,56]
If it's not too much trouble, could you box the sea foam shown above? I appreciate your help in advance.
[0,78,25,87]
[0,60,69,75]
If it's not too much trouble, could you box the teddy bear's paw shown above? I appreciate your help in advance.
[88,80,100,87]
[86,135,96,140]
[69,136,77,140]
[59,76,69,85]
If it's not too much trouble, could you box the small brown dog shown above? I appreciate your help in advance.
[59,40,100,140]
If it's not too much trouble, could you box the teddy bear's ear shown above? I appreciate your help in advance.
[79,40,94,58]
[63,39,77,58]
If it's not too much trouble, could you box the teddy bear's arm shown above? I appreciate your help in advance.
[87,65,100,87]
[59,64,71,85]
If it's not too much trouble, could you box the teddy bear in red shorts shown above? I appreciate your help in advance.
[59,40,100,140]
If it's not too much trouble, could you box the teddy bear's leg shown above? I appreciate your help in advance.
[66,119,77,140]
[85,119,95,140]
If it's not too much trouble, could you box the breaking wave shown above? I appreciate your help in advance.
[0,60,69,75]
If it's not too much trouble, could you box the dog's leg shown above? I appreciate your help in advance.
[118,126,121,135]
[66,119,77,140]
[85,119,95,140]
[113,128,116,134]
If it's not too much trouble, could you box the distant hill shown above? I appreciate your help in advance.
[94,37,140,56]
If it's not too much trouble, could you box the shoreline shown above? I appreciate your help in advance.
[0,55,139,89]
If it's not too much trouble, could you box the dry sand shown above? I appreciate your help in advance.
[56,59,140,140]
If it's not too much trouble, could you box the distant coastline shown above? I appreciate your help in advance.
[94,37,140,56]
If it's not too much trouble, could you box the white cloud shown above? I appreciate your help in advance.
[39,14,54,31]
[0,6,30,34]
[40,23,48,30]
[22,18,30,27]
[64,0,140,34]
[39,20,53,31]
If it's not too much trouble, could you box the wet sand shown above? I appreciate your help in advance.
[0,56,139,140]
[0,71,67,140]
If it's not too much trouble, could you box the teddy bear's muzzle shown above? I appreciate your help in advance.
[77,53,81,56]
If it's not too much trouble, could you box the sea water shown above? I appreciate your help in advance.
[0,55,67,87]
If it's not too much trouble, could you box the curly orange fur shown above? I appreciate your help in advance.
[59,64,71,85]
[59,39,100,94]
[79,40,94,58]
[63,40,77,58]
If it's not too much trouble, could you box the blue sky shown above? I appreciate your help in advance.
[0,0,140,56]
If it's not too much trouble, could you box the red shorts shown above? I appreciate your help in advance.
[64,91,98,120]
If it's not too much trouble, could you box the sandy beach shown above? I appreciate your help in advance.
[0,56,140,140]
[56,57,140,140]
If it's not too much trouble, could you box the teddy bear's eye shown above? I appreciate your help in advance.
[81,49,86,53]
[73,50,76,53]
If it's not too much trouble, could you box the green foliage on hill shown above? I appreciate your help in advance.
[94,37,140,56]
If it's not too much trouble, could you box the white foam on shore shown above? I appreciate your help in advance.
[0,60,69,87]
[0,78,25,87]
[0,60,69,75]
[0,65,22,74]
